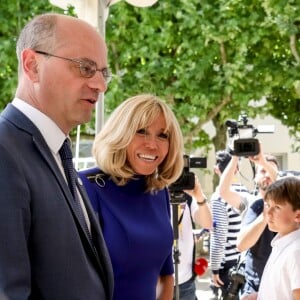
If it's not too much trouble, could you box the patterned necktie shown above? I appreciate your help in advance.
[59,139,92,240]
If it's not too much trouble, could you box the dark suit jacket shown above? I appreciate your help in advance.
[0,104,114,300]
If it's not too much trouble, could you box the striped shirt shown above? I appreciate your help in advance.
[210,184,249,273]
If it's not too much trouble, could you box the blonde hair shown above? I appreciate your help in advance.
[93,94,184,191]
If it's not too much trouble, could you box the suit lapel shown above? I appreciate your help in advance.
[2,104,114,299]
[2,105,108,269]
[34,135,113,297]
[33,136,92,237]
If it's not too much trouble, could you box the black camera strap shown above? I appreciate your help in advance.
[177,203,186,226]
[178,195,195,224]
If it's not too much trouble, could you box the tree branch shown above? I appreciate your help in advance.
[186,94,232,146]
[290,34,300,65]
[185,40,232,145]
[220,41,227,64]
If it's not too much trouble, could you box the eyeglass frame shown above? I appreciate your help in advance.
[35,50,112,83]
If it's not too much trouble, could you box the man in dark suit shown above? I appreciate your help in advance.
[0,13,113,299]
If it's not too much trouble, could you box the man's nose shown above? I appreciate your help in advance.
[87,71,107,92]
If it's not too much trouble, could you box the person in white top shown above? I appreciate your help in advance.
[172,175,212,300]
[242,176,300,300]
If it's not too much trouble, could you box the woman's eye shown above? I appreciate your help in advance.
[158,132,169,140]
[136,129,147,135]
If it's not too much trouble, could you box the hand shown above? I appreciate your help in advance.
[211,273,224,288]
[248,142,264,165]
[183,175,206,201]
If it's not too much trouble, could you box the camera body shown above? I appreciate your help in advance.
[223,263,246,300]
[226,113,274,157]
[168,155,207,203]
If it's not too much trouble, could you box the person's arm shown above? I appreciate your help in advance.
[237,212,267,251]
[184,175,212,229]
[292,289,300,300]
[0,145,31,299]
[218,156,245,211]
[156,275,174,300]
[248,142,277,183]
[210,196,228,285]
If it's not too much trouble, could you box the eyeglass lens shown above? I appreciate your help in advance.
[79,60,111,82]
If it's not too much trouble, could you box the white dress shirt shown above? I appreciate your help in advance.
[12,98,91,230]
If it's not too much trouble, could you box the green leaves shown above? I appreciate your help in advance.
[105,0,300,151]
[0,1,65,110]
[0,0,299,151]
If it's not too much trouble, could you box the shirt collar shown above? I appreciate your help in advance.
[271,228,300,249]
[12,98,67,154]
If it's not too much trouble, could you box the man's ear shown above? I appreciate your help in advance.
[21,49,40,82]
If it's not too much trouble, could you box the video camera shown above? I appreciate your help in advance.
[222,262,246,300]
[226,113,274,157]
[168,155,207,203]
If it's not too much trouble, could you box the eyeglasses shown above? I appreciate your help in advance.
[35,50,112,83]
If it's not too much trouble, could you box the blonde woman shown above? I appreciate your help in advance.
[79,94,184,300]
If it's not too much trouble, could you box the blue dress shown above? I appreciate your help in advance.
[79,167,174,300]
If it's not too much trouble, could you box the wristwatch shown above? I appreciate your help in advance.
[197,198,207,206]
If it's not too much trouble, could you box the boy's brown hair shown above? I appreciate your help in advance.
[264,176,300,211]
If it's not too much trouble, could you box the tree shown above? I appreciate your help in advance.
[1,1,299,152]
[0,1,72,109]
[105,0,300,153]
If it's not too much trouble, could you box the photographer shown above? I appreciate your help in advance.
[238,151,278,298]
[210,150,250,299]
[171,175,212,300]
[219,143,278,299]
